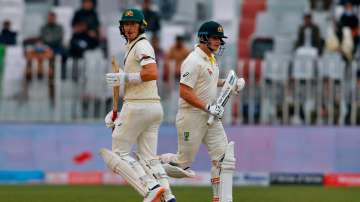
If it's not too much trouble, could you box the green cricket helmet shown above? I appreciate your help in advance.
[119,8,147,37]
[198,21,227,45]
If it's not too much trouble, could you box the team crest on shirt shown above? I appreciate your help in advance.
[184,132,190,141]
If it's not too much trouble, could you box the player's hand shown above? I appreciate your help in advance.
[206,103,224,119]
[104,110,115,128]
[232,78,245,95]
[105,72,126,87]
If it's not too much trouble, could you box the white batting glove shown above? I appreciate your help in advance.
[104,110,115,128]
[206,103,224,119]
[232,78,245,95]
[105,72,126,87]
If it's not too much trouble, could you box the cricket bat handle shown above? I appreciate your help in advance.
[207,115,215,125]
[111,56,120,122]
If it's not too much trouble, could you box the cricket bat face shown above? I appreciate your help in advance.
[207,70,237,125]
[217,70,237,107]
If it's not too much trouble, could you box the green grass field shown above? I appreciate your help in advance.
[0,185,359,202]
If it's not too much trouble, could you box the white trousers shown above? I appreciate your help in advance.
[112,101,163,160]
[175,109,228,168]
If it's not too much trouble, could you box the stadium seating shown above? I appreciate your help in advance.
[1,46,25,98]
[238,39,250,58]
[0,45,4,96]
[254,12,277,38]
[83,49,107,99]
[238,0,266,59]
[239,18,255,40]
[0,6,24,32]
[241,0,267,19]
[263,52,291,81]
[0,0,25,12]
[318,53,345,80]
[52,6,74,46]
[267,0,310,13]
[312,11,330,38]
[251,37,274,59]
[273,36,295,54]
[106,25,126,59]
[292,54,317,80]
[22,12,44,39]
[0,0,358,125]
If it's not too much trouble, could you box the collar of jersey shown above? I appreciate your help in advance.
[194,45,215,64]
[126,33,147,48]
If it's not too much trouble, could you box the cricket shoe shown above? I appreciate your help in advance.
[162,163,196,178]
[166,198,176,202]
[212,196,220,202]
[143,185,165,202]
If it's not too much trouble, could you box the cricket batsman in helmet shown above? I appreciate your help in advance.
[160,21,245,202]
[100,8,176,202]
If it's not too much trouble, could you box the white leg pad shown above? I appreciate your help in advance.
[99,148,147,196]
[210,163,220,202]
[219,141,236,202]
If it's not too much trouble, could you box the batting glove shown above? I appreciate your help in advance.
[232,78,245,95]
[206,103,224,119]
[104,110,115,128]
[105,72,126,87]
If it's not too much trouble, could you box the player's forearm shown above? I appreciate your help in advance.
[180,84,207,111]
[217,79,225,87]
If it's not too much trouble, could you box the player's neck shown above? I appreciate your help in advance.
[127,34,141,43]
[199,44,212,57]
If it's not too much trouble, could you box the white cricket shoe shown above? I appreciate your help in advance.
[162,163,196,178]
[143,185,165,202]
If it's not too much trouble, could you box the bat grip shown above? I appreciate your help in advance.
[111,110,118,122]
[207,115,215,126]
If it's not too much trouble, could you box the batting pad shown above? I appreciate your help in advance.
[99,148,147,196]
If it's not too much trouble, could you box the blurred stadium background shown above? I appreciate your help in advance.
[0,0,360,201]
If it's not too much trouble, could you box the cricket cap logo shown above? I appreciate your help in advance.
[125,10,134,17]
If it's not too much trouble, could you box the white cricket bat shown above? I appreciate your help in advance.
[207,70,238,125]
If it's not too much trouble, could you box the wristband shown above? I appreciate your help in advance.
[126,72,142,83]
